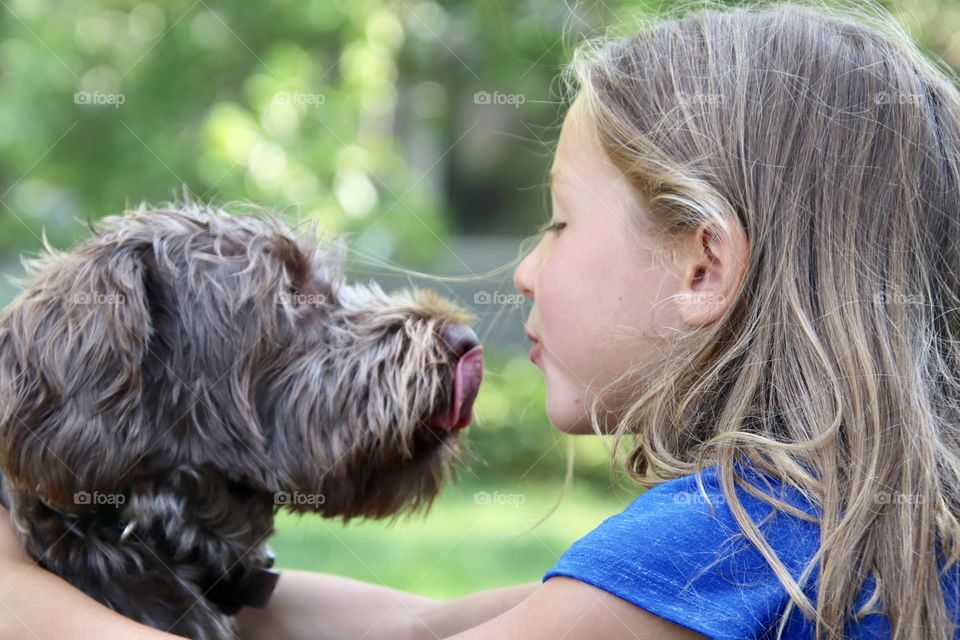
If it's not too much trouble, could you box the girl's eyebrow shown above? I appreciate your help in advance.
[548,167,572,213]
[549,167,571,209]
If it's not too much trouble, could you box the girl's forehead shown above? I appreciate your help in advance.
[553,97,618,194]
[558,97,589,150]
[554,99,597,175]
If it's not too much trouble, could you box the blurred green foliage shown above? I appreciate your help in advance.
[0,0,948,259]
[0,0,618,263]
[272,479,641,598]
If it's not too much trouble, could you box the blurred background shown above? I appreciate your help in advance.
[0,0,957,599]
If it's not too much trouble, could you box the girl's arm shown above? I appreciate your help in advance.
[443,576,710,640]
[256,574,706,640]
[235,572,539,640]
[0,506,538,640]
[409,581,540,639]
[2,507,692,640]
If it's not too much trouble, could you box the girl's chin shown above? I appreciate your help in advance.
[545,398,595,434]
[545,391,624,435]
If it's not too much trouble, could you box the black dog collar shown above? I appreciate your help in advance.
[206,564,281,615]
[206,543,280,614]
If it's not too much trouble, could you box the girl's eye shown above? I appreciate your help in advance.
[540,221,567,235]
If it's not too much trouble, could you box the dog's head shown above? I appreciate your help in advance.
[0,202,483,520]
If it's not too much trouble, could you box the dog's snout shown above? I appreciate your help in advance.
[440,324,480,358]
[431,323,484,431]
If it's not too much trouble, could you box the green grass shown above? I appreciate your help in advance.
[270,479,643,599]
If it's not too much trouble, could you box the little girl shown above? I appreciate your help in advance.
[2,1,960,638]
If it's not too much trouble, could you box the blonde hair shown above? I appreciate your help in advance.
[564,1,960,637]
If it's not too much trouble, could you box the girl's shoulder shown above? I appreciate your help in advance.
[541,460,927,639]
[566,459,824,566]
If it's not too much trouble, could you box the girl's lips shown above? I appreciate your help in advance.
[525,326,542,365]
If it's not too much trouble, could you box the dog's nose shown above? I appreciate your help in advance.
[440,324,480,358]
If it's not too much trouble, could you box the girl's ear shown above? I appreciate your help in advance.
[673,212,749,327]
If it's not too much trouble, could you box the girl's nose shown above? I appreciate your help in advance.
[513,248,536,301]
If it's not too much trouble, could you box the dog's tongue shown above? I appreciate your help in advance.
[431,345,484,431]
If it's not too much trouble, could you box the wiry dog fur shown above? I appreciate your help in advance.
[0,201,478,639]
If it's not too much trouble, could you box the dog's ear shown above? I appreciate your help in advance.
[0,232,153,506]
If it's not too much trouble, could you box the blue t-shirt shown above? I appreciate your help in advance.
[542,460,960,639]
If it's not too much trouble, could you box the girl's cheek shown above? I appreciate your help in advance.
[538,251,594,360]
[536,248,575,321]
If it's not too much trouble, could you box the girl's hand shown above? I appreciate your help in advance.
[0,506,177,640]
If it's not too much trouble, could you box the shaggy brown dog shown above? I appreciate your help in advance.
[0,201,484,639]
